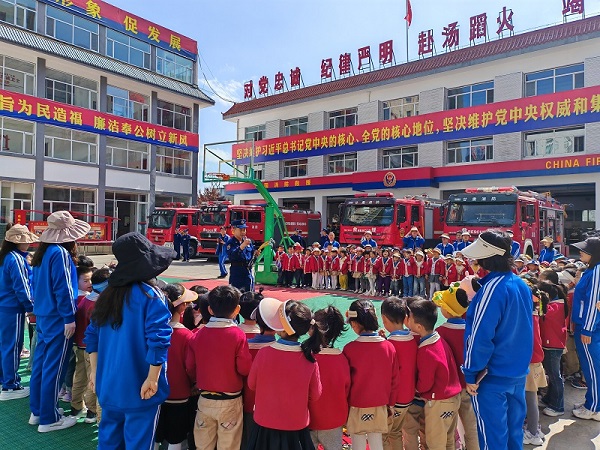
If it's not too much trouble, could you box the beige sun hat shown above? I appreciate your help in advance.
[4,224,39,244]
[40,211,91,244]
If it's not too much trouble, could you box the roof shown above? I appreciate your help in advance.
[0,23,214,105]
[224,15,600,118]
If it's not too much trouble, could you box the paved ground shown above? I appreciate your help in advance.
[1,254,598,449]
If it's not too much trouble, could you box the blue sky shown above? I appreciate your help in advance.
[109,0,598,181]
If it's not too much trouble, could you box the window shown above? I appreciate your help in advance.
[0,117,34,155]
[283,159,307,178]
[0,181,33,223]
[525,64,584,97]
[284,117,308,136]
[156,49,194,84]
[157,100,191,131]
[383,96,419,120]
[328,152,357,174]
[106,29,150,69]
[525,127,584,157]
[46,6,98,51]
[44,125,97,163]
[240,164,264,180]
[0,54,34,95]
[156,146,191,176]
[43,186,95,219]
[0,0,35,31]
[106,137,148,170]
[244,124,265,141]
[448,82,494,109]
[382,146,418,169]
[46,68,97,110]
[329,108,357,129]
[107,85,149,121]
[447,138,493,164]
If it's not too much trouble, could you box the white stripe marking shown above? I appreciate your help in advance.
[584,266,600,331]
[471,394,488,450]
[583,341,599,411]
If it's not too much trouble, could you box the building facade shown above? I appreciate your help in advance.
[224,15,600,243]
[0,0,213,238]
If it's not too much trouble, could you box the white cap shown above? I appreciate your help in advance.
[461,236,507,260]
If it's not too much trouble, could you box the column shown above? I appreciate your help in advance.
[314,194,328,228]
[493,72,523,162]
[97,76,108,218]
[417,87,446,168]
[192,103,200,204]
[149,91,158,212]
[357,100,381,171]
[596,181,600,231]
[33,57,46,220]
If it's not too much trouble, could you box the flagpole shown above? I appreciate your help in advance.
[406,16,409,62]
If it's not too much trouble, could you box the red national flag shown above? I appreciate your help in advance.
[405,0,413,27]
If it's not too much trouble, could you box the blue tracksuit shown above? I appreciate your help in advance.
[539,246,556,263]
[457,240,471,251]
[360,238,377,248]
[30,244,78,425]
[435,242,454,256]
[403,235,424,250]
[571,263,600,412]
[0,250,33,390]
[227,237,254,292]
[173,231,181,259]
[511,240,521,258]
[85,282,171,449]
[181,233,190,261]
[216,233,230,276]
[464,271,533,450]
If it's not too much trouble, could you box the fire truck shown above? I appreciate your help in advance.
[444,186,566,257]
[338,193,444,248]
[146,203,202,257]
[198,204,321,258]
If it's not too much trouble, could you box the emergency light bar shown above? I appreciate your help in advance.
[464,186,517,194]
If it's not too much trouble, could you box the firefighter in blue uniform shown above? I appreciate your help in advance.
[226,219,255,292]
[173,225,182,260]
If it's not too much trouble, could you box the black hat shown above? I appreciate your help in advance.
[109,232,176,287]
[571,237,600,258]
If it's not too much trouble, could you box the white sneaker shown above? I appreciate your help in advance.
[543,407,564,417]
[29,408,64,425]
[38,415,77,432]
[0,387,30,401]
[523,429,544,446]
[573,406,600,421]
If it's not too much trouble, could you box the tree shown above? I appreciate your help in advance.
[197,186,224,204]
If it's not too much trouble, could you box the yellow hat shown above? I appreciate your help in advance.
[432,282,468,317]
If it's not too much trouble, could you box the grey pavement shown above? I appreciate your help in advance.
[85,253,600,449]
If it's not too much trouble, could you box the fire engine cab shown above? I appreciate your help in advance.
[444,186,565,257]
[339,193,444,248]
[146,203,202,257]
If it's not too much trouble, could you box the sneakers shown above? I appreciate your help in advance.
[84,410,97,424]
[523,429,544,446]
[60,390,72,402]
[572,406,600,421]
[0,386,30,401]
[217,274,227,279]
[29,408,64,425]
[58,387,66,398]
[543,407,564,417]
[38,415,77,433]
[571,378,587,389]
[70,407,87,418]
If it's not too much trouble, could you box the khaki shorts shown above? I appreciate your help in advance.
[347,405,388,435]
[525,362,547,391]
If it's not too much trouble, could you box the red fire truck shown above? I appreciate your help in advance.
[338,193,444,248]
[444,186,566,257]
[146,203,203,257]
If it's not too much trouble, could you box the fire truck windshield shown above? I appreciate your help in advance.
[200,212,226,225]
[342,205,395,226]
[149,210,175,229]
[446,202,516,226]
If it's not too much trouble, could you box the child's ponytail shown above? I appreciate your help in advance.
[314,306,347,347]
[301,320,325,363]
[284,300,324,363]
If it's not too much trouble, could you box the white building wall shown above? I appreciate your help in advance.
[265,120,283,139]
[584,56,600,86]
[358,100,382,124]
[44,162,99,186]
[106,169,150,190]
[494,72,523,101]
[0,156,35,181]
[155,176,193,195]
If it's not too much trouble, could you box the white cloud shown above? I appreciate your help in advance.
[199,77,244,107]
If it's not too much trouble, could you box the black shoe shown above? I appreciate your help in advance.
[217,274,227,279]
[84,410,97,424]
[70,408,82,417]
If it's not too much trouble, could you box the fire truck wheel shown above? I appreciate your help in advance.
[189,241,198,259]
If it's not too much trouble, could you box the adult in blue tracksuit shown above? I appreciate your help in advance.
[435,234,454,256]
[180,227,190,262]
[85,232,174,449]
[216,226,230,278]
[0,225,37,401]
[456,231,472,252]
[506,230,521,258]
[227,219,255,292]
[402,226,425,251]
[539,236,556,263]
[570,237,600,420]
[462,230,533,450]
[29,211,90,432]
[173,225,182,260]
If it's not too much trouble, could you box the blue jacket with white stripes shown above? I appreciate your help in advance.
[32,244,78,325]
[463,271,533,385]
[571,263,600,337]
[0,250,34,314]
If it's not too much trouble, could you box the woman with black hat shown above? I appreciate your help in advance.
[0,225,38,401]
[85,232,175,448]
[570,237,600,421]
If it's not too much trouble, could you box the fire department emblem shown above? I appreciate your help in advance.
[383,172,396,187]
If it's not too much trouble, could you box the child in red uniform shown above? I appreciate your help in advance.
[389,251,405,297]
[247,299,323,449]
[406,298,461,450]
[70,267,108,424]
[329,248,341,290]
[309,248,323,290]
[275,245,285,287]
[155,283,197,450]
[281,246,294,287]
[433,285,478,450]
[380,297,417,450]
[441,255,457,289]
[343,299,400,450]
[293,243,304,288]
[239,290,263,339]
[303,248,312,289]
[353,248,366,294]
[185,285,252,449]
[375,248,391,296]
[429,248,445,298]
[412,250,428,298]
[367,249,379,296]
[339,249,350,291]
[309,306,350,450]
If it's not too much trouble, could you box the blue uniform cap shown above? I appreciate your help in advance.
[232,219,247,229]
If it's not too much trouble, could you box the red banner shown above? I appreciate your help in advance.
[0,88,199,152]
[29,221,108,241]
[232,86,600,163]
[42,0,198,59]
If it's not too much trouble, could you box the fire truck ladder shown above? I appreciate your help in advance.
[202,141,293,286]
